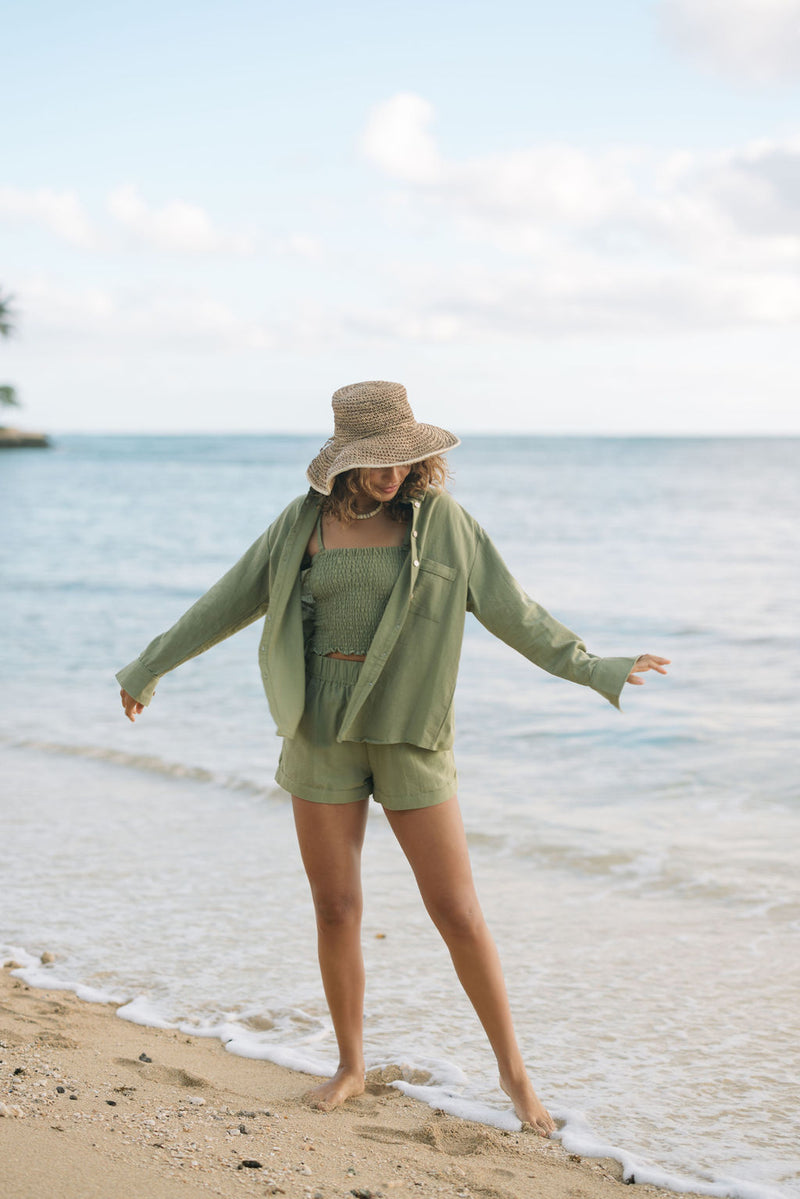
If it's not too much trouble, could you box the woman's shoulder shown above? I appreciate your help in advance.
[267,491,320,538]
[286,490,320,518]
[420,488,473,522]
[418,489,481,543]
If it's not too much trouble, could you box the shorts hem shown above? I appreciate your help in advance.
[374,781,457,811]
[275,766,371,805]
[275,768,457,811]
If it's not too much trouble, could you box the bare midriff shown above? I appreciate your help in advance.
[325,651,366,661]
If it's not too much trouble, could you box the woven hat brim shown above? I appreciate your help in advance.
[307,423,460,495]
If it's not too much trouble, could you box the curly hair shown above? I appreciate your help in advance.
[320,455,450,523]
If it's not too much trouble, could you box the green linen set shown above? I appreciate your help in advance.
[116,489,636,759]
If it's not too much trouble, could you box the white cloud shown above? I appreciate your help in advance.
[359,93,443,184]
[18,275,273,351]
[107,185,255,255]
[20,276,115,328]
[695,140,800,239]
[272,233,323,260]
[0,185,98,248]
[360,100,637,224]
[0,183,257,256]
[660,0,800,84]
[359,95,800,336]
[337,253,800,344]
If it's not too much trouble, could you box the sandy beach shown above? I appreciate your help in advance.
[0,962,703,1199]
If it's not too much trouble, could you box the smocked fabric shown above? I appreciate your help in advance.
[306,545,408,656]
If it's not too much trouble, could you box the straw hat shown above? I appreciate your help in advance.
[306,380,460,495]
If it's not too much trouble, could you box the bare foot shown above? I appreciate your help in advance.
[500,1073,556,1137]
[305,1065,365,1112]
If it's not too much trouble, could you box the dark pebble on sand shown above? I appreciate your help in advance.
[238,1160,263,1170]
[69,1094,77,1101]
[13,1067,24,1076]
[56,1086,65,1093]
[107,1100,117,1106]
[239,1123,248,1134]
[138,1053,152,1063]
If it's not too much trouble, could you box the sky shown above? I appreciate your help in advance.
[2,0,800,434]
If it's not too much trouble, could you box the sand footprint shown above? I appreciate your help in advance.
[114,1057,210,1090]
[360,1116,503,1157]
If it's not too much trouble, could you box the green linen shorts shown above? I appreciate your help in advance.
[275,655,457,811]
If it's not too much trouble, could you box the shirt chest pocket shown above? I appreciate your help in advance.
[410,558,457,622]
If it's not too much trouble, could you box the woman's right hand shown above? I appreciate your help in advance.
[120,688,145,723]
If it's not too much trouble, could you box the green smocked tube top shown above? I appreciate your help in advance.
[305,543,409,657]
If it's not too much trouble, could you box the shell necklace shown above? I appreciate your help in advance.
[354,502,383,520]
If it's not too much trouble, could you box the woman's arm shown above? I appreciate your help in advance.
[466,525,668,708]
[115,524,274,709]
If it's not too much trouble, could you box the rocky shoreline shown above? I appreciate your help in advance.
[0,426,50,448]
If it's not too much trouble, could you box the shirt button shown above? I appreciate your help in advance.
[414,500,420,508]
[412,530,418,538]
[413,559,420,567]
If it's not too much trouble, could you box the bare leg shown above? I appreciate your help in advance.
[292,795,369,1110]
[383,796,555,1136]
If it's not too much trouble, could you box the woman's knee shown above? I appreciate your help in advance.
[425,892,485,941]
[312,889,363,929]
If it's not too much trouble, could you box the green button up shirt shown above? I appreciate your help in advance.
[116,489,637,750]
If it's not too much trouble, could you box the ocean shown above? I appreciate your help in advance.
[1,433,798,1197]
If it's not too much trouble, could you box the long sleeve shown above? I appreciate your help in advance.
[466,525,636,709]
[116,527,273,705]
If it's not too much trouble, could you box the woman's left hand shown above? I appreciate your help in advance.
[627,654,671,685]
[120,688,145,721]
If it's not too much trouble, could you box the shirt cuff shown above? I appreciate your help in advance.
[116,658,160,706]
[589,655,639,710]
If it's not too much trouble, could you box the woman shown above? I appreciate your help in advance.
[118,380,669,1136]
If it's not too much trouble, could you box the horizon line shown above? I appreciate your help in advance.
[37,427,800,439]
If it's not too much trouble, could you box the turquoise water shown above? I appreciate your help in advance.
[1,434,798,1196]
